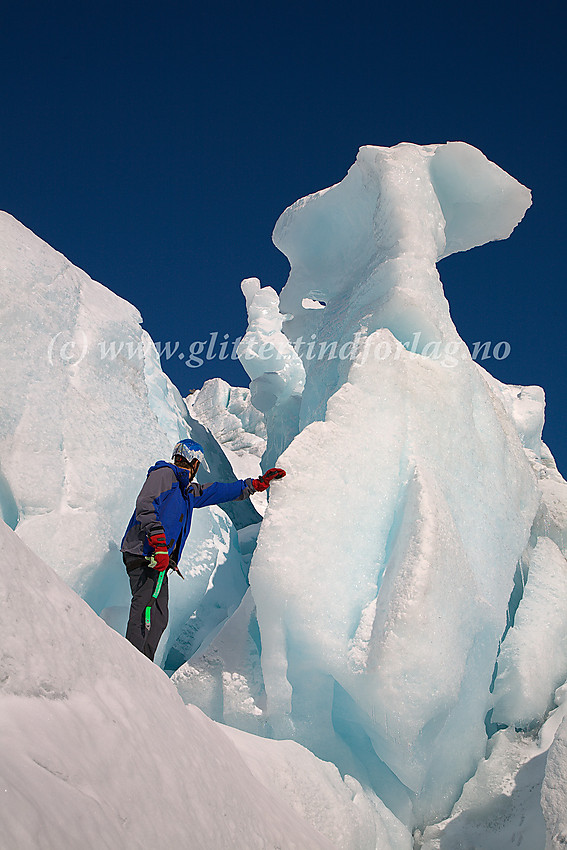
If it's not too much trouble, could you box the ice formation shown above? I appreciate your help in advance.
[187,377,266,480]
[418,685,567,849]
[237,276,305,413]
[236,276,306,468]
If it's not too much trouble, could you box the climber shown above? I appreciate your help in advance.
[121,438,285,662]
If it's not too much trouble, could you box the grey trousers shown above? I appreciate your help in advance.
[123,553,169,662]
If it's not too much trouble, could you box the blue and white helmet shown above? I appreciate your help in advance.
[172,439,207,470]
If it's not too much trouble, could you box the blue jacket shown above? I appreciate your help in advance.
[121,461,255,559]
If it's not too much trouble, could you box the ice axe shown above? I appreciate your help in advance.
[167,557,184,580]
[146,554,184,579]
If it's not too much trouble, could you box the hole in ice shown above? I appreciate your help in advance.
[302,297,327,310]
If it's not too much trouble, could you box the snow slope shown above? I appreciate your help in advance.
[0,517,344,850]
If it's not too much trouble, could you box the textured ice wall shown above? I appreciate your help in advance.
[232,143,556,827]
[542,710,567,849]
[187,377,266,481]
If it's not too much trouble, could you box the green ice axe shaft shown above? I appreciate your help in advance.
[143,557,184,633]
[144,568,166,632]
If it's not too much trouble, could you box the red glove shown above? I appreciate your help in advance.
[147,532,169,572]
[252,468,286,493]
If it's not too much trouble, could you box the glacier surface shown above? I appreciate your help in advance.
[1,140,567,849]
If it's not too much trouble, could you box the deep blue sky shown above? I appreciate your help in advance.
[1,2,565,472]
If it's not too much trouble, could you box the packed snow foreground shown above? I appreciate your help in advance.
[1,141,566,849]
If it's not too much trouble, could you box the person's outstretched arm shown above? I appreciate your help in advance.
[191,468,286,508]
[190,478,255,508]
